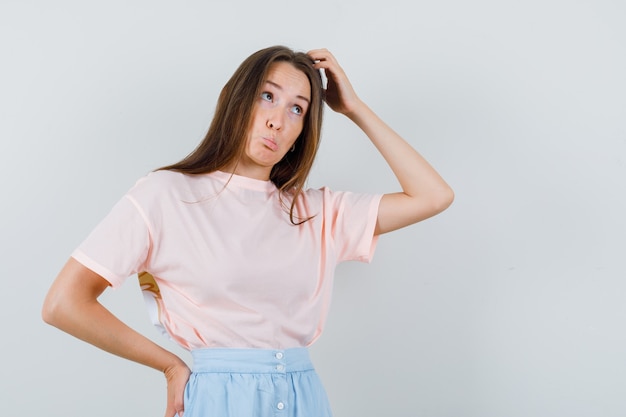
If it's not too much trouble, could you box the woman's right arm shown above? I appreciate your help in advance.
[42,258,190,417]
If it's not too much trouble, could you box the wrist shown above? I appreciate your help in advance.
[161,355,188,374]
[345,99,372,124]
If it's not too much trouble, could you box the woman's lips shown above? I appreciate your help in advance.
[263,137,278,151]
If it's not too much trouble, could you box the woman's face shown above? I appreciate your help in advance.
[238,61,311,180]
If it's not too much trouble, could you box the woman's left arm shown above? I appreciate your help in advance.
[309,49,454,235]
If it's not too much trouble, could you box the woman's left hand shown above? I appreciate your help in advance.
[307,49,361,116]
[308,49,454,234]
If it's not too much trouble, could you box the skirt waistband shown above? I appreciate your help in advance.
[191,347,314,374]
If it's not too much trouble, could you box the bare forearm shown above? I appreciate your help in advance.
[344,99,454,234]
[308,47,453,230]
[346,99,452,199]
[45,299,182,372]
[42,259,184,373]
[43,259,190,416]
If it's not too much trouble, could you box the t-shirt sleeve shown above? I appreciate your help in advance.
[71,194,151,289]
[323,188,382,263]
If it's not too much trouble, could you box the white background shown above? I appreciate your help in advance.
[1,1,625,416]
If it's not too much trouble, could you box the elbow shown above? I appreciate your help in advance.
[42,258,108,328]
[432,185,454,215]
[443,186,455,210]
[41,296,59,327]
[41,291,69,328]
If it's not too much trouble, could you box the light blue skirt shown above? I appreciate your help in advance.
[184,348,333,417]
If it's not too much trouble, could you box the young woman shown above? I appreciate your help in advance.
[42,46,454,417]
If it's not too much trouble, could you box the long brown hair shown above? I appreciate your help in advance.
[160,45,324,223]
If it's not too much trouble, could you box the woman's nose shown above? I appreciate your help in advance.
[266,110,283,130]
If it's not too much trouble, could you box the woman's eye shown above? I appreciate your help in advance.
[261,92,273,101]
[291,105,303,115]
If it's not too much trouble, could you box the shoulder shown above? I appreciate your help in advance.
[128,170,185,197]
[300,186,377,204]
[127,170,219,203]
[135,170,182,186]
[297,186,379,214]
[296,186,327,207]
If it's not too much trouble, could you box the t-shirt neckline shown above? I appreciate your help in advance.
[211,170,277,193]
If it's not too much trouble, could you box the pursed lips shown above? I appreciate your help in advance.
[262,136,279,151]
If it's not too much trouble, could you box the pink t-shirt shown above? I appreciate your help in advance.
[72,170,381,350]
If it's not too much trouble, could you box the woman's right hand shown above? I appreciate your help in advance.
[164,360,191,417]
[42,259,194,416]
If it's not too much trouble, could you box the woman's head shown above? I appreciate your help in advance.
[163,45,324,195]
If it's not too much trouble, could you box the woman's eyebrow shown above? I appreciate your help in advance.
[265,80,310,104]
